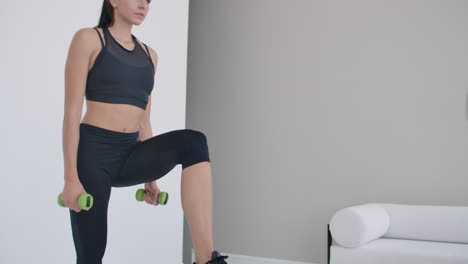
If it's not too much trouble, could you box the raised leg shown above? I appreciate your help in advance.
[114,129,218,263]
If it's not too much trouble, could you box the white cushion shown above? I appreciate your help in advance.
[330,204,390,247]
[379,203,468,244]
[330,238,468,264]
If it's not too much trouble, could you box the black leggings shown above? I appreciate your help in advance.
[69,123,210,264]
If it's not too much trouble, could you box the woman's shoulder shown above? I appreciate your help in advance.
[71,27,105,49]
[74,27,103,36]
[66,27,105,66]
[71,27,103,43]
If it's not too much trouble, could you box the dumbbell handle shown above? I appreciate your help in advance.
[57,193,94,211]
[135,189,169,205]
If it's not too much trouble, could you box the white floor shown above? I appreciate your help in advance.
[190,249,318,264]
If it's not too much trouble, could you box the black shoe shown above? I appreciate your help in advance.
[192,250,229,264]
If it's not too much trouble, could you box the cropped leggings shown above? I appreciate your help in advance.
[69,123,211,264]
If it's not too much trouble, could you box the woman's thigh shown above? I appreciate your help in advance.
[112,128,210,187]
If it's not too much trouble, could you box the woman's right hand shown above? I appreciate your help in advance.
[62,178,87,213]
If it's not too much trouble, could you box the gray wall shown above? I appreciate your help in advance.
[184,1,468,263]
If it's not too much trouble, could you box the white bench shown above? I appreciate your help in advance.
[328,203,468,264]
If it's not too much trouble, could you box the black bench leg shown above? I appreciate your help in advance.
[328,224,332,264]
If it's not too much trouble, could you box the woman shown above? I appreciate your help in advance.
[61,0,229,263]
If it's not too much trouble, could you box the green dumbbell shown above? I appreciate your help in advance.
[135,189,169,205]
[57,193,94,211]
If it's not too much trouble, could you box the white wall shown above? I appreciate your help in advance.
[185,0,468,263]
[2,1,189,263]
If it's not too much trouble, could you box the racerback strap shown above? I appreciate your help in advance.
[93,27,105,48]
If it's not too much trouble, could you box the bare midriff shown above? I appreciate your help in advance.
[81,100,146,133]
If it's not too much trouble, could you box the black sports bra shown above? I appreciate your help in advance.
[85,26,155,110]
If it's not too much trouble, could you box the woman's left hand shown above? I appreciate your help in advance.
[144,181,160,206]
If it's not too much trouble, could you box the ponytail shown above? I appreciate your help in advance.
[96,0,114,28]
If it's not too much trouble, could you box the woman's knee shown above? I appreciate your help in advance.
[180,129,210,169]
[184,129,208,144]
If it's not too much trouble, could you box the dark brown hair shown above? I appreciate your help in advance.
[97,0,114,28]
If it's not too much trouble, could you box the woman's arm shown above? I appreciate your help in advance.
[138,45,159,142]
[139,45,159,189]
[62,28,96,182]
[138,93,153,141]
